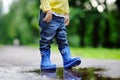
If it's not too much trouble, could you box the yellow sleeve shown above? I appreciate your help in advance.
[65,0,70,14]
[40,0,51,12]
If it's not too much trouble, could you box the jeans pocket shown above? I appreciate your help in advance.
[40,11,53,26]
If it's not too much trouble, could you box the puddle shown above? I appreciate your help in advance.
[0,66,120,80]
[25,67,120,80]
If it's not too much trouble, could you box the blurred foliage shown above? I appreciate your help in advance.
[0,0,2,16]
[0,0,40,44]
[68,0,120,48]
[0,0,120,48]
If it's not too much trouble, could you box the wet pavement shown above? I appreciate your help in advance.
[0,46,120,80]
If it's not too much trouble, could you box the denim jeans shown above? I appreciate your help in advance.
[39,10,69,50]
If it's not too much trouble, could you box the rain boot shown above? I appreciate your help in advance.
[60,47,81,69]
[40,49,56,71]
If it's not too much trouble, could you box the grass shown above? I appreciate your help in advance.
[71,47,120,60]
[1,44,120,60]
[0,44,3,47]
[50,44,120,60]
[29,44,120,60]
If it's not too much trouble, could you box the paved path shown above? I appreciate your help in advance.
[0,46,120,79]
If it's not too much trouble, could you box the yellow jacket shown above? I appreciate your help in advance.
[40,0,70,15]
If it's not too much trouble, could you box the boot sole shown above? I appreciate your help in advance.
[41,67,56,71]
[41,65,56,71]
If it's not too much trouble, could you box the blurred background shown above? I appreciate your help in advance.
[0,0,120,48]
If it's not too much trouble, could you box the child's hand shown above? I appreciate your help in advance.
[43,10,52,23]
[65,14,69,26]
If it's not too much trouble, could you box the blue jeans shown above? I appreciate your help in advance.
[39,10,69,50]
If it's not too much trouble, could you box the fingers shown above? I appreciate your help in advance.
[65,14,69,26]
[65,18,69,26]
[43,10,52,23]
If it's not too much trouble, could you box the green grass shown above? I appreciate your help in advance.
[29,44,120,60]
[1,43,120,60]
[0,44,3,47]
[51,44,120,60]
[71,47,120,60]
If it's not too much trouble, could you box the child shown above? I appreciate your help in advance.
[39,0,81,70]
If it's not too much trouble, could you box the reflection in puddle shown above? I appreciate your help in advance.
[41,70,57,80]
[64,69,81,80]
[27,67,120,80]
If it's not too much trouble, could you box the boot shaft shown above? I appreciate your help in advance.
[40,49,56,70]
[40,49,51,64]
[60,47,72,61]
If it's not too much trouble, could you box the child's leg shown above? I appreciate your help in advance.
[55,18,81,69]
[39,11,55,50]
[39,11,57,70]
